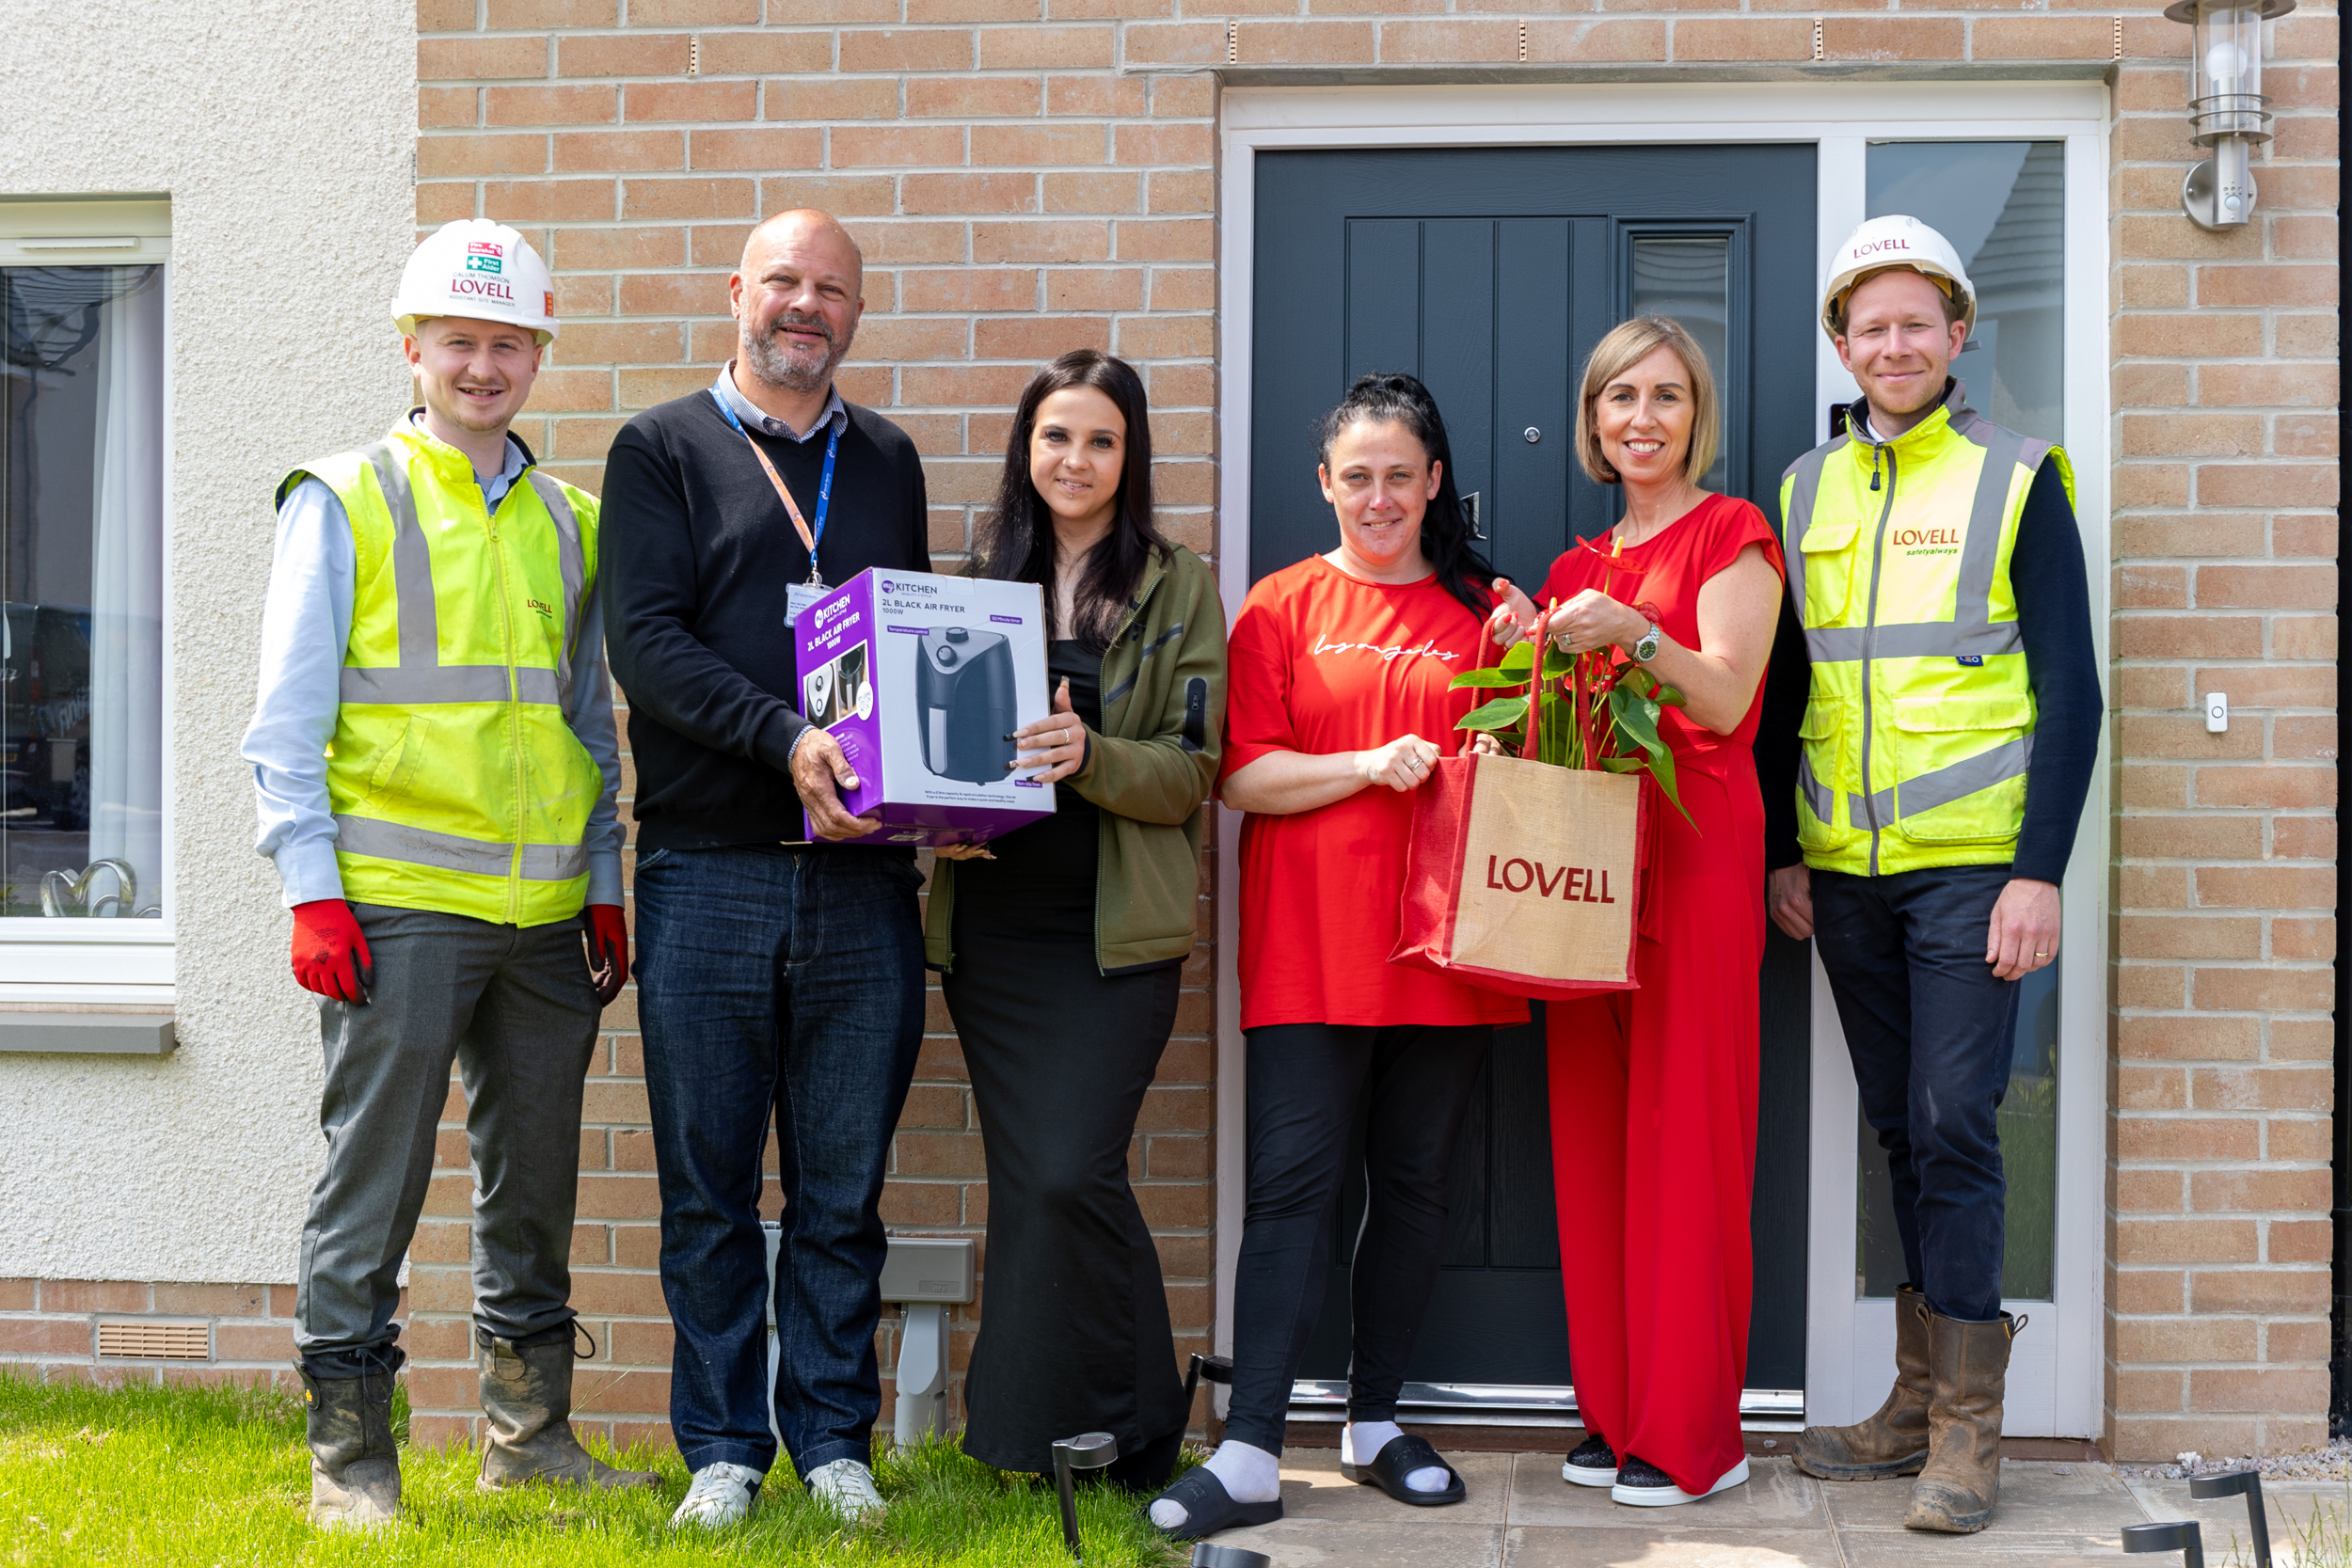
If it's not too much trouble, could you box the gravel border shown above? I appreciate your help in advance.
[2118,1440,2352,1482]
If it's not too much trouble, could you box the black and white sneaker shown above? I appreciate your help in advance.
[1561,1434,1617,1487]
[1611,1454,1750,1508]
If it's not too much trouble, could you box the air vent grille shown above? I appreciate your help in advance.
[96,1321,210,1360]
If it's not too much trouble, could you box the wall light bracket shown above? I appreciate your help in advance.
[2164,0,2296,230]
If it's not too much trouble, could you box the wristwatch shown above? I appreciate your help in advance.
[1631,620,1662,663]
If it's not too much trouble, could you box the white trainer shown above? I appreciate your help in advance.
[671,1461,762,1529]
[804,1457,887,1525]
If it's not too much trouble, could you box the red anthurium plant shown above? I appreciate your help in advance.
[1450,598,1694,827]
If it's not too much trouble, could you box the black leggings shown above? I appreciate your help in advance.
[1222,1022,1492,1454]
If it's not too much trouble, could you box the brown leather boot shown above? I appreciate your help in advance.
[1794,1287,1931,1480]
[478,1327,660,1492]
[1905,1308,2025,1533]
[296,1356,402,1528]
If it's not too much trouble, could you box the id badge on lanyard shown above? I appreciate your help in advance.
[712,388,838,625]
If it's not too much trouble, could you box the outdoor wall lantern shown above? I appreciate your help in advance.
[2165,0,2296,229]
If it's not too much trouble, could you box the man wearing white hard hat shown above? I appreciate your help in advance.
[242,219,653,1527]
[1756,215,2101,1532]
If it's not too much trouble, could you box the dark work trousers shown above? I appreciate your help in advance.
[1812,863,2022,1323]
[633,845,926,1481]
[294,902,600,1377]
[1221,1022,1493,1455]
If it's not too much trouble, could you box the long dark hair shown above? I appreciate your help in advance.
[978,349,1167,653]
[1315,372,1495,615]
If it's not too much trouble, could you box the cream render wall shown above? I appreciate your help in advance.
[0,0,415,1283]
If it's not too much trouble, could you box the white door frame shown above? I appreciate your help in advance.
[1213,80,2113,1438]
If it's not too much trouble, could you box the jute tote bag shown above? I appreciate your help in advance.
[1390,751,1652,1000]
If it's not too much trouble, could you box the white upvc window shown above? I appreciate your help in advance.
[0,198,172,1005]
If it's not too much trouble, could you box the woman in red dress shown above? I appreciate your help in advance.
[1490,318,1785,1510]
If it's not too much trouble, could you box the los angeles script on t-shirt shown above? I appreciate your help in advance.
[1305,632,1463,664]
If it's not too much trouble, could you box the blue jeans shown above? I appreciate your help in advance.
[1812,863,2022,1323]
[635,845,925,1479]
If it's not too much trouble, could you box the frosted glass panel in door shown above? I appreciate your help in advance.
[1851,140,2065,1304]
[1866,141,2064,445]
[1629,238,1728,493]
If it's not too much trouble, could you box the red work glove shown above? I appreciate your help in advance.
[585,904,628,1007]
[291,899,373,1004]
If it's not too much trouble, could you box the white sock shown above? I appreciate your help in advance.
[1148,1440,1280,1529]
[1344,1421,1451,1493]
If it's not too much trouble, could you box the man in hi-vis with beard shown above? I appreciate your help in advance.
[598,210,931,1530]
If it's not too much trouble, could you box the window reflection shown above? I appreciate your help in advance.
[1629,238,1729,493]
[2,265,165,918]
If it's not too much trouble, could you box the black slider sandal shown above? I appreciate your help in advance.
[1343,1433,1468,1507]
[1148,1465,1283,1542]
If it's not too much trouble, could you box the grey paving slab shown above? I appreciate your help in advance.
[1821,1461,2144,1534]
[1836,1531,2141,1568]
[1272,1448,1514,1523]
[1214,1516,1507,1566]
[2125,1476,2352,1561]
[1505,1453,1830,1530]
[1503,1525,1846,1568]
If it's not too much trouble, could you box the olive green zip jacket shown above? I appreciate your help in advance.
[925,544,1226,975]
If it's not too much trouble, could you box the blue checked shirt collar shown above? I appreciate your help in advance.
[714,360,847,444]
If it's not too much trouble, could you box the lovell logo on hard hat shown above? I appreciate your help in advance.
[466,242,503,275]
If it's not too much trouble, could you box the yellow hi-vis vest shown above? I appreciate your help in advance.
[1778,385,2074,879]
[279,420,605,926]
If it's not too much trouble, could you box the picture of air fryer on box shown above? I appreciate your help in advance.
[792,567,1056,847]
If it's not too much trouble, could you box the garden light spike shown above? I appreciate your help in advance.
[2189,1468,2270,1568]
[2123,1519,2206,1568]
[1183,1351,1233,1416]
[1192,1545,1275,1568]
[1052,1430,1118,1558]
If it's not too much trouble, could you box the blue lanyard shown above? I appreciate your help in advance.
[711,389,839,585]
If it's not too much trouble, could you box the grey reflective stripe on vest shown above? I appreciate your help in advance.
[340,666,562,705]
[1790,418,2036,667]
[1796,750,1837,827]
[1780,439,1841,629]
[1864,731,2035,822]
[333,815,588,882]
[363,443,438,669]
[343,444,568,707]
[526,469,584,712]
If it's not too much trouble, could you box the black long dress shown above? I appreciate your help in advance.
[943,640,1190,1486]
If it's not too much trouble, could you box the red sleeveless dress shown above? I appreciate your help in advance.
[1534,492,1783,1497]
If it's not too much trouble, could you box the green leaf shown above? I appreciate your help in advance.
[1618,664,1658,699]
[1457,695,1530,731]
[1450,666,1529,689]
[1496,641,1534,676]
[1599,756,1645,772]
[1541,642,1574,679]
[1652,683,1688,708]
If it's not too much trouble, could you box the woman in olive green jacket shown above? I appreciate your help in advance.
[927,350,1226,1491]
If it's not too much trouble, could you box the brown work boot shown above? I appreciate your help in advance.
[1794,1287,1931,1481]
[296,1355,403,1528]
[478,1325,660,1492]
[1905,1308,2026,1533]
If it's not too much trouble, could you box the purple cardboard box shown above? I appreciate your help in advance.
[793,567,1056,846]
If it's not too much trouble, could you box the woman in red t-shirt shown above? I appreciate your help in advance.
[1147,374,1523,1543]
[1488,319,1785,1510]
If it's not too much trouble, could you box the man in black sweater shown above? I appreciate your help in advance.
[598,210,930,1531]
[1760,219,2101,1535]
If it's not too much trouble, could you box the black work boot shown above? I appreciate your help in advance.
[296,1351,403,1529]
[477,1323,659,1492]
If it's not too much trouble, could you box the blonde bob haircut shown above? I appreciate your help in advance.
[1574,316,1720,487]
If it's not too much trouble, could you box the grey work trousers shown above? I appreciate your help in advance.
[294,901,598,1377]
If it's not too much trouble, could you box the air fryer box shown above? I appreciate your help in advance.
[793,567,1056,847]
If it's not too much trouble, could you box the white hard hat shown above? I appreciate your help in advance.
[392,219,558,344]
[1820,215,1975,342]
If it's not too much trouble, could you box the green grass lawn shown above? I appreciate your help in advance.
[0,1372,1186,1567]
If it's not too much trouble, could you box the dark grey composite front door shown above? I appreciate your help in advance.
[1248,144,1820,1403]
